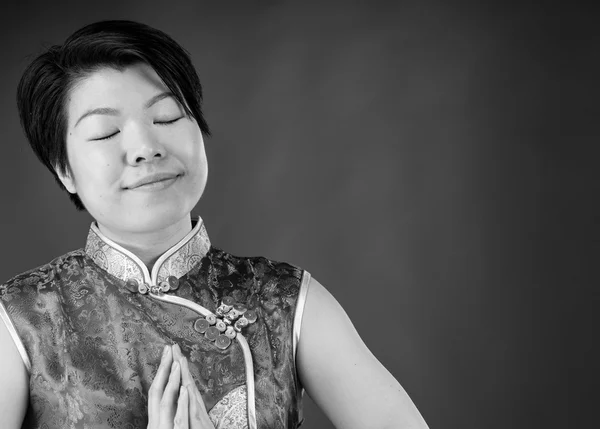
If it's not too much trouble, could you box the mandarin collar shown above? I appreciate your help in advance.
[84,216,211,290]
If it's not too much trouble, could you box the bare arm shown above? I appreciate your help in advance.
[297,277,429,429]
[0,312,29,429]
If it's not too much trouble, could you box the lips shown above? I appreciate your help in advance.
[126,172,180,189]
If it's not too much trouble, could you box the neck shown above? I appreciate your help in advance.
[96,215,193,271]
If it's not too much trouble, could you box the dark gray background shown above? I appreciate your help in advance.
[0,1,597,428]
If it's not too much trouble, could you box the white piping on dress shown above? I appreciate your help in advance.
[292,270,311,428]
[149,292,257,429]
[0,300,32,373]
[150,222,206,282]
[235,333,257,428]
[90,223,152,284]
[293,270,311,361]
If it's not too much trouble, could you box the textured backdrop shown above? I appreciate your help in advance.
[0,1,597,428]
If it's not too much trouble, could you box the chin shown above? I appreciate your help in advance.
[89,182,204,234]
[95,203,191,236]
[132,207,192,233]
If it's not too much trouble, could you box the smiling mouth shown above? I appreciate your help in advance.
[128,174,180,191]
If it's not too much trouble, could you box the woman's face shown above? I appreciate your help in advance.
[59,63,207,235]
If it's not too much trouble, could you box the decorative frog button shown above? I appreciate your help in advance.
[167,276,180,291]
[216,296,235,316]
[124,279,139,293]
[205,326,220,341]
[244,310,257,323]
[138,282,149,294]
[224,326,236,339]
[215,320,227,332]
[234,317,249,332]
[194,318,210,333]
[192,296,258,349]
[159,281,170,293]
[215,335,231,350]
[124,276,180,295]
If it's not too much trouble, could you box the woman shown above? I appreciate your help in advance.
[0,20,428,429]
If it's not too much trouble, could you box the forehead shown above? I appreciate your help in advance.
[67,63,168,117]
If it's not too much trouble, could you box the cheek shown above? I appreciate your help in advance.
[189,145,208,181]
[70,146,122,189]
[174,127,206,170]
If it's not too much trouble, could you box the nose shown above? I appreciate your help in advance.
[125,124,167,165]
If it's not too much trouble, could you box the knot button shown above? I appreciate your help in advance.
[168,276,180,291]
[194,318,210,333]
[138,282,149,294]
[124,279,139,293]
[159,281,170,293]
[205,326,220,341]
[215,335,232,350]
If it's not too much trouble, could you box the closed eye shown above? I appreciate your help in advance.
[91,117,182,140]
[154,117,183,125]
[93,131,120,141]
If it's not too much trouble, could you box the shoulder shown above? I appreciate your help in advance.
[208,246,304,289]
[0,249,86,303]
[206,247,308,315]
[0,249,86,378]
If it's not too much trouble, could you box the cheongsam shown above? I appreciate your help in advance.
[0,216,311,429]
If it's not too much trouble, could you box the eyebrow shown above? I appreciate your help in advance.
[73,92,175,128]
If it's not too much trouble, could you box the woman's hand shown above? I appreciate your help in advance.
[172,344,215,429]
[147,344,215,429]
[148,344,181,429]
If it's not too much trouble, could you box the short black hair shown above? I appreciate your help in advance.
[16,20,210,211]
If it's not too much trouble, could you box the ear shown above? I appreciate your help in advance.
[55,167,77,194]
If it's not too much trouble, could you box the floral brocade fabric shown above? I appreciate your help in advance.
[0,219,306,429]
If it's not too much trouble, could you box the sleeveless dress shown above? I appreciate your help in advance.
[0,217,311,429]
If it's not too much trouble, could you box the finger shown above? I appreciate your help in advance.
[158,360,181,428]
[172,343,183,362]
[174,346,198,398]
[171,346,211,427]
[179,353,195,389]
[172,344,192,388]
[148,345,173,424]
[174,386,189,429]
